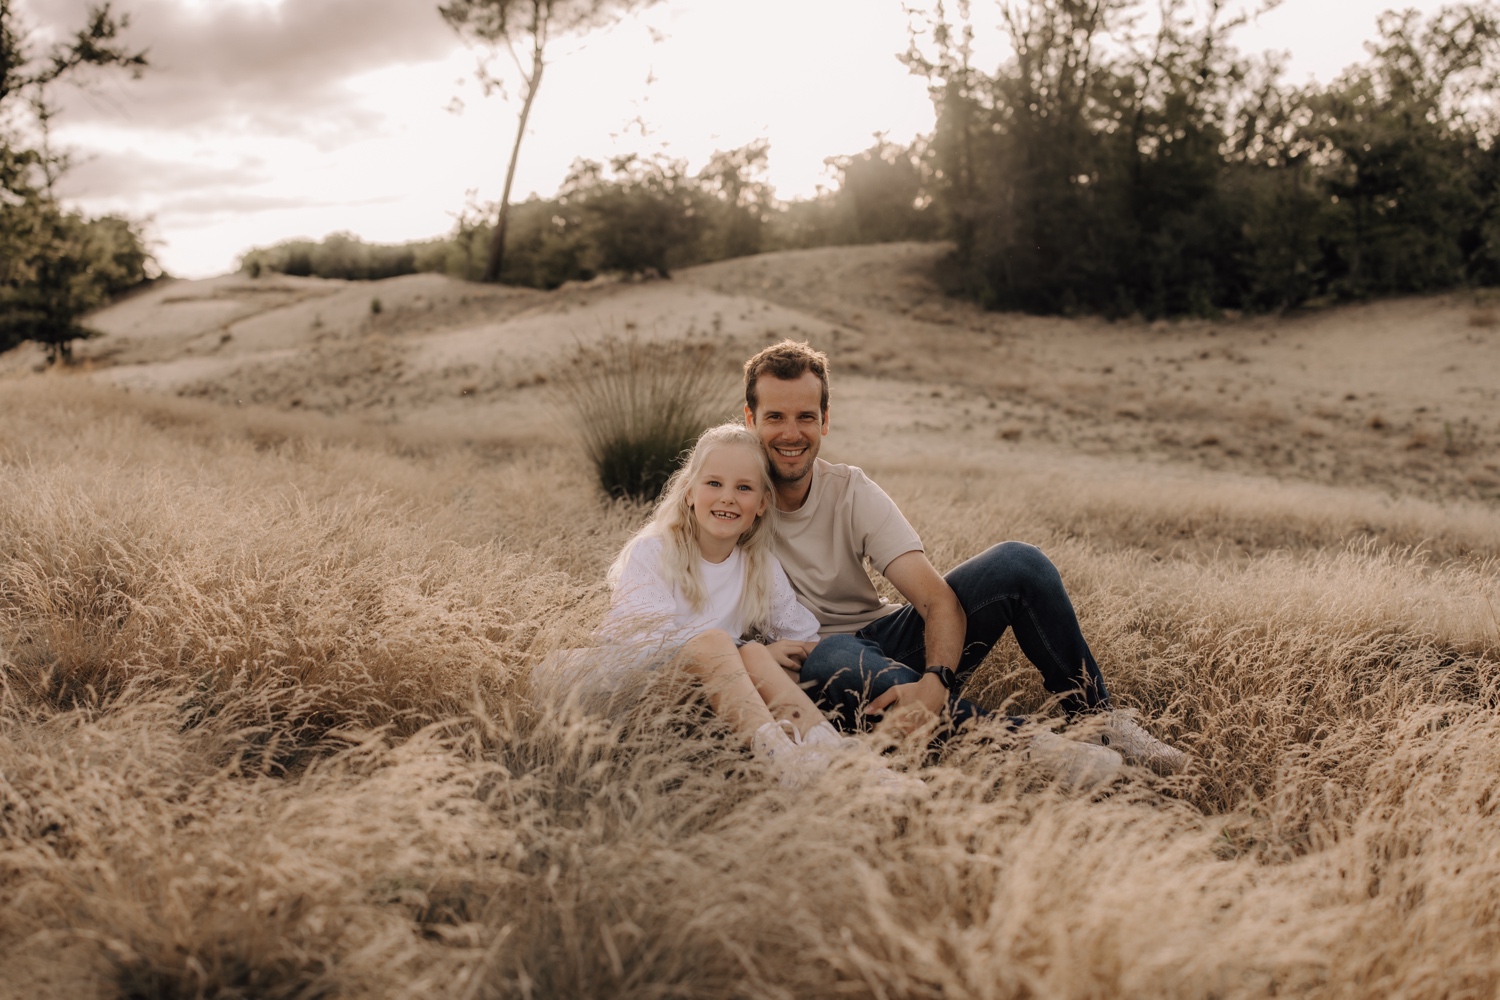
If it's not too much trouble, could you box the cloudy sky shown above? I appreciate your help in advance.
[36,0,1446,278]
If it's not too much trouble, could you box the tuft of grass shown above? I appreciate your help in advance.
[551,335,738,502]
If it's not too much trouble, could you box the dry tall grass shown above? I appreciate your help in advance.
[3,375,1499,998]
[551,335,741,501]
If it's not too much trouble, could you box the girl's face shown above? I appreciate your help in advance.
[685,443,768,561]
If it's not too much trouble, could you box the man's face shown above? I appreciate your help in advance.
[745,372,828,485]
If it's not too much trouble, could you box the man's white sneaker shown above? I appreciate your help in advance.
[804,722,929,799]
[1075,710,1190,775]
[1024,730,1125,791]
[752,720,832,790]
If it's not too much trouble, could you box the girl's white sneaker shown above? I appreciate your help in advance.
[752,720,832,790]
[804,722,930,799]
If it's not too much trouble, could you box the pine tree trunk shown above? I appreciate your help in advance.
[483,49,545,284]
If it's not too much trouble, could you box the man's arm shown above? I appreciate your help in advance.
[866,550,966,735]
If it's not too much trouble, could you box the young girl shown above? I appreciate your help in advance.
[599,422,914,792]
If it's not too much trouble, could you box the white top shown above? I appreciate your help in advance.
[598,536,821,647]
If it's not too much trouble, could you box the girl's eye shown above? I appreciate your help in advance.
[706,480,721,488]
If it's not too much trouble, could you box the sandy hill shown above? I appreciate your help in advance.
[7,242,1498,503]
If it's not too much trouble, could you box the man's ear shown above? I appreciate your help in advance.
[743,404,754,427]
[822,406,831,436]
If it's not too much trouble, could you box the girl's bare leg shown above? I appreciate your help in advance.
[739,642,828,739]
[676,630,776,745]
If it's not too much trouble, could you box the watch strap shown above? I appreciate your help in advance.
[923,665,959,692]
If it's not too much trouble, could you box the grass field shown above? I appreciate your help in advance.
[2,244,1499,998]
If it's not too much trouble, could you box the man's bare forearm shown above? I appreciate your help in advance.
[922,592,966,671]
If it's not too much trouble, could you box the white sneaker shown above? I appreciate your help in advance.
[1075,710,1190,775]
[804,722,929,799]
[752,720,832,790]
[1025,730,1125,791]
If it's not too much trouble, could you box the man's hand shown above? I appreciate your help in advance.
[866,672,948,738]
[764,639,817,672]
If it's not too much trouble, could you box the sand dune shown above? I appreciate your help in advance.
[24,242,1493,505]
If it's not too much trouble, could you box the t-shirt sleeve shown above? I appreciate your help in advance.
[851,470,924,573]
[598,537,680,645]
[767,557,821,642]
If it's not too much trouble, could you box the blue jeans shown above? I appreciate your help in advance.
[799,541,1110,735]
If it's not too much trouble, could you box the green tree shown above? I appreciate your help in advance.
[1307,6,1500,297]
[825,136,937,244]
[1,1,150,363]
[439,0,662,284]
[563,153,702,277]
[694,139,774,261]
[913,0,1500,316]
[0,203,146,363]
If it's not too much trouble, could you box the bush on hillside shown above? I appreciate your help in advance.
[551,335,738,502]
[693,139,775,261]
[562,155,705,278]
[825,138,940,245]
[240,232,450,282]
[237,137,936,290]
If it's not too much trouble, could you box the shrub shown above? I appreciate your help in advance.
[239,233,441,282]
[551,335,738,502]
[0,200,155,363]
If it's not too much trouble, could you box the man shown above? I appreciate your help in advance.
[742,339,1188,785]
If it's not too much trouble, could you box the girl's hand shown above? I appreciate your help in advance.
[765,639,817,672]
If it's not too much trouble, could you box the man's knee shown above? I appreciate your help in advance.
[985,539,1053,572]
[800,634,870,685]
[800,634,902,729]
[957,540,1062,599]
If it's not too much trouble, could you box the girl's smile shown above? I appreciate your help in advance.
[686,443,768,563]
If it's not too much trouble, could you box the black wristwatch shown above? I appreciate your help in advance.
[923,665,959,692]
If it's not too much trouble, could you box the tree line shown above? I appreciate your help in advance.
[910,0,1500,316]
[240,136,938,288]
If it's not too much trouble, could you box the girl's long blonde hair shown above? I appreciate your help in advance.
[608,423,779,638]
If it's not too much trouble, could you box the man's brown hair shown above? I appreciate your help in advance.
[743,339,831,415]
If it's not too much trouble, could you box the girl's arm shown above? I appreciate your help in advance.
[767,559,821,643]
[763,558,821,671]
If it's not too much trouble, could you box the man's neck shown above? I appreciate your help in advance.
[773,472,814,512]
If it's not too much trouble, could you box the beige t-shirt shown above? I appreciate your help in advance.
[773,459,924,635]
